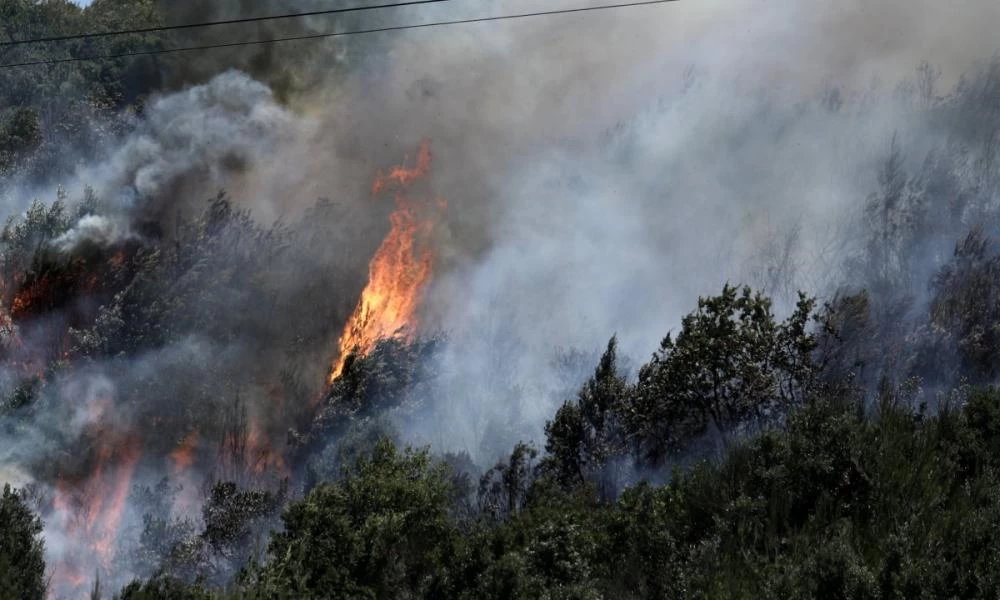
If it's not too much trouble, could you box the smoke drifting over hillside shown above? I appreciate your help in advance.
[5,0,1000,594]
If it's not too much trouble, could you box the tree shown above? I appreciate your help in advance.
[926,227,1000,381]
[0,0,164,183]
[0,483,46,600]
[298,336,444,456]
[116,575,215,600]
[479,442,539,521]
[542,336,630,499]
[860,134,924,294]
[201,481,284,576]
[465,481,608,600]
[629,285,817,464]
[129,478,204,582]
[256,439,462,599]
[604,481,691,599]
[0,108,40,175]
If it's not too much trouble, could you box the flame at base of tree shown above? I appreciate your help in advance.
[328,139,446,384]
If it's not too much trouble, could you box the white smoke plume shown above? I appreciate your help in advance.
[51,215,134,254]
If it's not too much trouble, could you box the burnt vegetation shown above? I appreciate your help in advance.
[8,3,1000,600]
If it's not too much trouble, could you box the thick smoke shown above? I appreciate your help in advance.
[0,70,326,595]
[320,0,1000,460]
[51,215,133,254]
[4,0,1000,593]
[76,70,309,219]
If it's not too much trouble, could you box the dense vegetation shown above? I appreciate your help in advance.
[90,383,1000,599]
[0,484,46,599]
[8,2,1000,600]
[0,0,165,183]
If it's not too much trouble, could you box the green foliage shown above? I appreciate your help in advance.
[125,476,286,591]
[0,108,40,174]
[56,193,342,464]
[349,388,1000,598]
[862,134,924,292]
[1,376,41,416]
[0,0,164,182]
[116,575,216,600]
[10,15,1000,593]
[304,417,400,489]
[0,197,73,286]
[542,336,629,498]
[479,442,539,522]
[464,480,609,600]
[255,439,462,599]
[604,482,691,599]
[133,510,202,584]
[630,284,817,464]
[202,482,284,567]
[0,483,46,600]
[71,193,284,358]
[47,303,1000,600]
[814,292,877,386]
[927,227,1000,380]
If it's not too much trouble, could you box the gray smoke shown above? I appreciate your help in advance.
[51,215,133,254]
[4,0,1000,591]
[42,0,1000,463]
[76,70,308,216]
[338,0,1000,461]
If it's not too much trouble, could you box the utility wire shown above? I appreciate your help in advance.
[0,0,680,70]
[0,0,456,47]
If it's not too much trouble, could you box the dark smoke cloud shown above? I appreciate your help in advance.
[77,69,308,220]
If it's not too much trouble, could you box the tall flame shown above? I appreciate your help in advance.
[50,426,142,597]
[328,140,445,384]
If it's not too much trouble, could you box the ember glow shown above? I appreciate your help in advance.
[170,431,202,516]
[170,431,199,475]
[328,139,445,384]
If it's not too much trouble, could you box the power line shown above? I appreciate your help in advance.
[0,0,681,70]
[0,0,456,47]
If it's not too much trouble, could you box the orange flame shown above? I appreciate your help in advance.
[10,277,51,320]
[169,431,202,516]
[93,435,141,562]
[50,429,142,596]
[328,140,445,384]
[170,431,199,474]
[248,419,288,476]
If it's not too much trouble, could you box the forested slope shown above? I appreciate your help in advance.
[5,2,1000,599]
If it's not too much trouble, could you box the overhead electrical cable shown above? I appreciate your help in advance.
[0,0,680,69]
[0,0,456,46]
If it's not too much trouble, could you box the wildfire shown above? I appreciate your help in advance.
[10,276,52,320]
[170,431,199,474]
[170,431,202,516]
[327,139,445,384]
[50,427,142,596]
[247,419,288,476]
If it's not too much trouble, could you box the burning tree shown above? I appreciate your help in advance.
[328,139,446,384]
